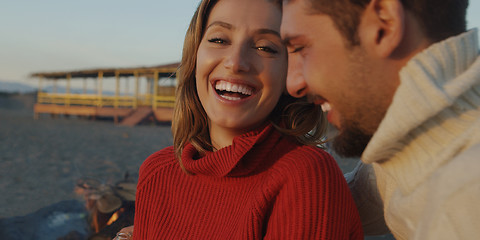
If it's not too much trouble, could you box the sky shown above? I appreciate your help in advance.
[1,0,480,90]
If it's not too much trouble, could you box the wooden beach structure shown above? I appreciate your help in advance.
[31,63,179,126]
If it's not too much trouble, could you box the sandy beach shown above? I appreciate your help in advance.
[0,93,393,239]
[0,93,173,218]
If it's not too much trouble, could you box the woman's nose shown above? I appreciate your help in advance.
[223,45,251,73]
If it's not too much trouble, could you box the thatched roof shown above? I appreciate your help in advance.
[30,62,180,80]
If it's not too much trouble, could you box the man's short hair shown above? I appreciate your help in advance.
[285,0,469,46]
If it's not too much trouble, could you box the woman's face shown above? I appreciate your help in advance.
[196,0,286,139]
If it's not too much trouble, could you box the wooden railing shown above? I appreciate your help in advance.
[37,92,175,108]
[154,95,176,108]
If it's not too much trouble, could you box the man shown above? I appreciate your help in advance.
[280,0,480,239]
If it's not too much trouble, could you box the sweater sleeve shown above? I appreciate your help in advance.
[133,147,175,240]
[264,147,364,240]
[414,181,480,240]
[413,144,480,240]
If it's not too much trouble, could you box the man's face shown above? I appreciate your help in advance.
[281,0,393,157]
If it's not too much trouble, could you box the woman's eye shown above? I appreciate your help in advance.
[256,46,278,54]
[208,38,226,44]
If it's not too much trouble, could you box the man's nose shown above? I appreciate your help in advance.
[286,57,307,98]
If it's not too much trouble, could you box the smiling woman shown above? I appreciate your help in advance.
[194,0,287,147]
[129,0,364,239]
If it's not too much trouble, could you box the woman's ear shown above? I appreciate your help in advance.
[358,0,405,58]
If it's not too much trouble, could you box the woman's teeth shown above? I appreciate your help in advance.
[215,81,253,100]
[222,95,242,101]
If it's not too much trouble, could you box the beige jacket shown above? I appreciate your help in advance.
[356,29,480,239]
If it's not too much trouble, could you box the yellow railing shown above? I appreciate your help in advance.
[37,92,175,108]
[154,95,176,108]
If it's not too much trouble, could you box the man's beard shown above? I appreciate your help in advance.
[332,121,372,158]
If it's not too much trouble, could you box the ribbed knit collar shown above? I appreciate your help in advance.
[181,123,281,177]
[362,29,480,192]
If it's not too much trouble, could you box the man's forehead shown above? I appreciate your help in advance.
[280,0,306,37]
[282,0,311,14]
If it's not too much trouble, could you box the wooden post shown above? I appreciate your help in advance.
[98,71,103,108]
[94,78,98,108]
[66,73,71,107]
[134,71,139,109]
[153,71,159,110]
[114,71,120,124]
[34,76,44,120]
[38,76,43,104]
[115,71,120,108]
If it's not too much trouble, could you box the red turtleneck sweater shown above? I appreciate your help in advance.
[133,124,363,239]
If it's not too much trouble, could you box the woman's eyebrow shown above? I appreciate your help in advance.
[206,21,279,36]
[206,21,232,30]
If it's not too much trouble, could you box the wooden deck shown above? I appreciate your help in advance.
[31,63,179,126]
[34,95,175,125]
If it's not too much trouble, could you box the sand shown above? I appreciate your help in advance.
[0,93,172,218]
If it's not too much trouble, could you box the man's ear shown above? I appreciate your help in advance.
[358,0,405,58]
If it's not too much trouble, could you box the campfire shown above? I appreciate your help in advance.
[74,173,136,240]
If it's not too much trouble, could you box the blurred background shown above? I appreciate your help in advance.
[1,0,479,239]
